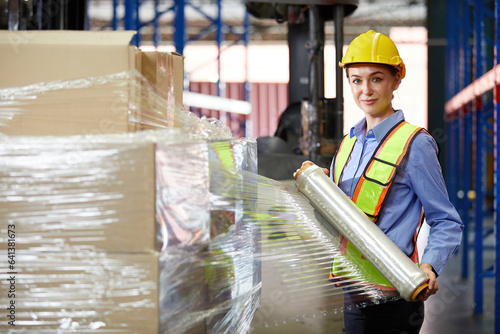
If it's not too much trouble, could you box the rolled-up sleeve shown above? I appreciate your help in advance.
[408,133,464,275]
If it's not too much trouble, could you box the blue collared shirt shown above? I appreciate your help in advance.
[329,110,463,275]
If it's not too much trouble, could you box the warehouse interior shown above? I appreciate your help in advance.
[0,0,497,333]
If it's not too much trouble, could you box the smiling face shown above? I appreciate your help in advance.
[347,63,401,125]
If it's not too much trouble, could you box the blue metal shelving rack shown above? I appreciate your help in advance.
[445,0,498,330]
[110,0,250,99]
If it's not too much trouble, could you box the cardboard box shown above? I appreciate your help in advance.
[0,252,160,333]
[0,75,141,135]
[0,132,210,253]
[0,135,258,254]
[0,250,211,333]
[142,51,185,129]
[142,50,184,106]
[0,30,140,88]
[0,134,155,252]
[0,31,184,136]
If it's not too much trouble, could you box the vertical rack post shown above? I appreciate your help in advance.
[124,0,139,46]
[473,0,486,316]
[174,0,186,55]
[216,0,223,97]
[112,0,119,30]
[474,95,485,315]
[462,0,472,280]
[494,1,500,330]
[154,0,161,47]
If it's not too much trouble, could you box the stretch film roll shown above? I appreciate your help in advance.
[295,164,428,301]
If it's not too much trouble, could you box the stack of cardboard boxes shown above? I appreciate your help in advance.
[0,31,259,333]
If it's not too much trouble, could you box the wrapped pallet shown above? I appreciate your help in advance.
[0,30,260,333]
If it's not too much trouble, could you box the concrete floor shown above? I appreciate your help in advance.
[420,226,495,334]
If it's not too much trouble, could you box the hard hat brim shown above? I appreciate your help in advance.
[339,61,406,79]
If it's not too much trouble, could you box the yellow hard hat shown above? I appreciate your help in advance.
[339,30,406,79]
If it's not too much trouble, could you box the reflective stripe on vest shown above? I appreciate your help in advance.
[329,121,424,290]
[333,134,356,185]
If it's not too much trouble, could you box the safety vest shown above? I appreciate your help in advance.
[329,120,427,292]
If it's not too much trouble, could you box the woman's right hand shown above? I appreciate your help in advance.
[293,161,329,179]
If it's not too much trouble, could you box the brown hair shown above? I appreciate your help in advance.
[345,63,400,78]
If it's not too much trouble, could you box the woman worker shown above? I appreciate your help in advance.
[295,30,463,333]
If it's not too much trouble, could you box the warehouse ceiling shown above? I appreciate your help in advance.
[88,0,426,45]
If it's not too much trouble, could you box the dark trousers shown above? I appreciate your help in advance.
[344,299,425,334]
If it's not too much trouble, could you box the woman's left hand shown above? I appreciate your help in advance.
[418,263,439,301]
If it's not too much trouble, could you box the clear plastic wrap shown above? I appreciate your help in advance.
[208,167,404,331]
[0,131,260,333]
[0,70,232,140]
[0,69,414,333]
